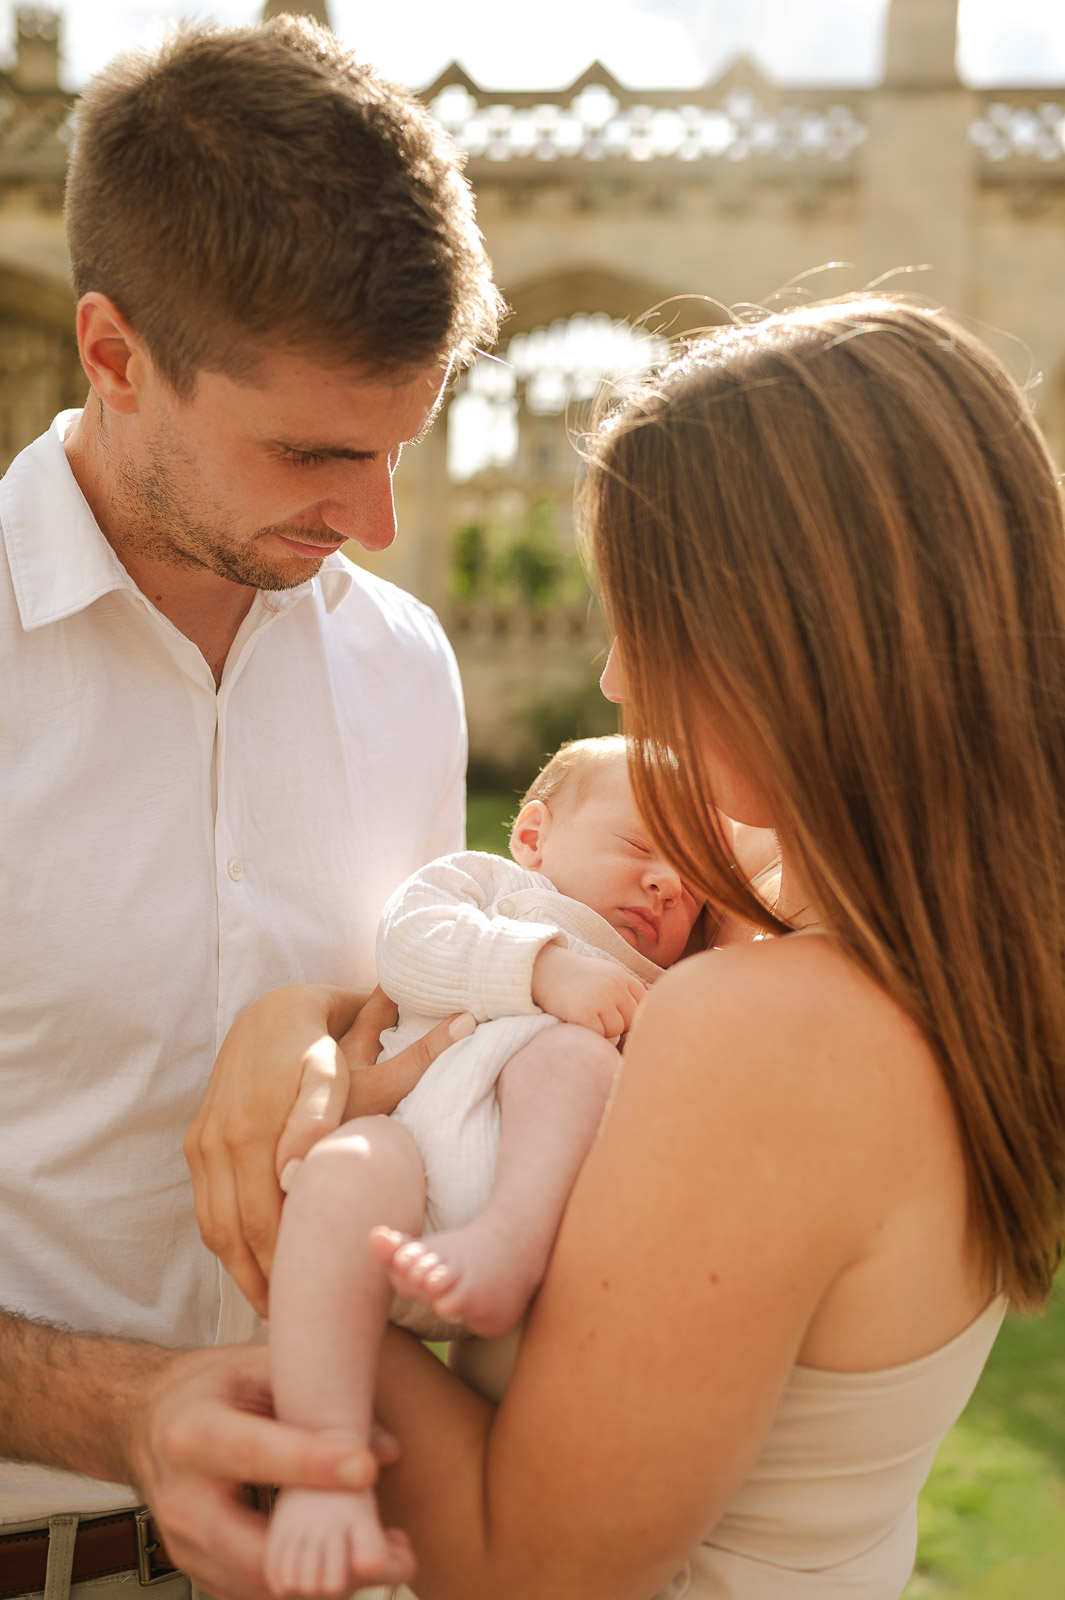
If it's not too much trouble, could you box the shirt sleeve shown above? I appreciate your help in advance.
[376,854,565,1022]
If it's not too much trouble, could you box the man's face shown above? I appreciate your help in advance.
[522,763,702,969]
[114,350,450,590]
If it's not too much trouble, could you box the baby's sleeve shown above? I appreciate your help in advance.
[376,853,564,1021]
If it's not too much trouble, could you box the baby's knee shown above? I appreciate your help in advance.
[293,1115,422,1201]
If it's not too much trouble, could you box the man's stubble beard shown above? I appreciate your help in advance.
[113,430,325,593]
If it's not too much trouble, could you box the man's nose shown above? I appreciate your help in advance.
[317,460,398,552]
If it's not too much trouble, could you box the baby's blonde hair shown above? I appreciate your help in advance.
[520,736,629,814]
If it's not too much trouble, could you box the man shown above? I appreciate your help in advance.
[0,16,500,1599]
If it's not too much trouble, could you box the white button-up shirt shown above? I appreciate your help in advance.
[0,414,466,1520]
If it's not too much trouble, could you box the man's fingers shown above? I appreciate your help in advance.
[171,1402,379,1492]
[341,1008,473,1118]
[156,1485,269,1600]
[370,1422,401,1464]
[341,986,400,1070]
[274,1035,349,1174]
[400,1012,474,1074]
[232,1143,285,1288]
[194,1148,270,1317]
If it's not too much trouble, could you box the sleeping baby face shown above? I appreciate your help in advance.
[509,759,701,968]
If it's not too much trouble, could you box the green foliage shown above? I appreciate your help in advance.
[520,681,620,773]
[500,493,563,607]
[451,521,488,601]
[449,494,592,610]
[466,791,518,856]
[904,1274,1065,1598]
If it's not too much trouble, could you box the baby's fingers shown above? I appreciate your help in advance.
[615,983,644,1031]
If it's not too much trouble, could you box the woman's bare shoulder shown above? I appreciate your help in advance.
[633,935,949,1157]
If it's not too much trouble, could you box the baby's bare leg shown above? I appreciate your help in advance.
[371,1025,619,1339]
[266,1116,424,1598]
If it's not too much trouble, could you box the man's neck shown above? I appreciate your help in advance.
[63,404,256,687]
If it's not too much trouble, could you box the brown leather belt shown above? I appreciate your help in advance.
[0,1490,274,1597]
[0,1508,175,1597]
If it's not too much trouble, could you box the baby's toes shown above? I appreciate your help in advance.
[296,1537,327,1597]
[368,1225,409,1266]
[396,1244,440,1287]
[265,1526,301,1596]
[320,1531,349,1595]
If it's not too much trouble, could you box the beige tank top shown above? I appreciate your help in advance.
[436,1295,1006,1600]
[656,1294,1007,1598]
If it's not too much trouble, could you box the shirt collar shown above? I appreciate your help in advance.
[1,410,356,630]
[2,412,137,631]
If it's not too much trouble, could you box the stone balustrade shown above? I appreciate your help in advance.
[428,77,868,169]
[971,95,1065,168]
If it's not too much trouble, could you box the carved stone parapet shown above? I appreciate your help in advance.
[450,599,598,641]
[427,65,867,180]
[971,95,1065,177]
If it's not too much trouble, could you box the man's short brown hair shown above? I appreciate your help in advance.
[64,16,503,394]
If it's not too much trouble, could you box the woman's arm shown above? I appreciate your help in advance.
[373,939,897,1600]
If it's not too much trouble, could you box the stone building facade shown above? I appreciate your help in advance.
[2,0,1064,769]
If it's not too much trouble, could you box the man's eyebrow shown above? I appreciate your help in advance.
[269,411,441,457]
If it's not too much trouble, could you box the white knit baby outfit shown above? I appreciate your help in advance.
[373,850,663,1339]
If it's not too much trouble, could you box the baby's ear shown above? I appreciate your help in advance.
[510,800,550,869]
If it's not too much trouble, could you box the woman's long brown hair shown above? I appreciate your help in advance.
[587,298,1065,1309]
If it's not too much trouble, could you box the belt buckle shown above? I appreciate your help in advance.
[134,1507,172,1586]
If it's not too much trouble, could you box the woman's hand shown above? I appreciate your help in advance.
[185,985,468,1315]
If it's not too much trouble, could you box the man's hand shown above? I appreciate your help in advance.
[275,997,474,1193]
[186,985,470,1315]
[0,1314,401,1600]
[186,986,359,1316]
[126,1343,402,1600]
[531,945,646,1038]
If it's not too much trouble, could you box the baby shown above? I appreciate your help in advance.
[265,736,701,1596]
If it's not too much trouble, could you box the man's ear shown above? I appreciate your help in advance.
[509,800,551,870]
[75,292,150,416]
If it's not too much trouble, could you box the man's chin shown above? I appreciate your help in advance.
[252,529,344,589]
[210,533,334,591]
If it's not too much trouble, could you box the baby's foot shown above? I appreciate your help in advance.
[370,1219,546,1339]
[265,1484,412,1597]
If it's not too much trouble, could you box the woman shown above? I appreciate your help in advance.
[195,297,1065,1599]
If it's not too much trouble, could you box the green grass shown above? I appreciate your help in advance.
[904,1274,1065,1598]
[462,794,1065,1596]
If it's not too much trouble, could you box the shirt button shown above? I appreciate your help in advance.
[227,859,245,882]
[498,898,514,915]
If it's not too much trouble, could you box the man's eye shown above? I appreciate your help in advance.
[281,448,329,467]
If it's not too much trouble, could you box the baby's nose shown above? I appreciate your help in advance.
[645,859,682,902]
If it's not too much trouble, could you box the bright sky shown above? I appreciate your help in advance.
[6,0,1065,93]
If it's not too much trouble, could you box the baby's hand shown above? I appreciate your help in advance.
[532,944,647,1037]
